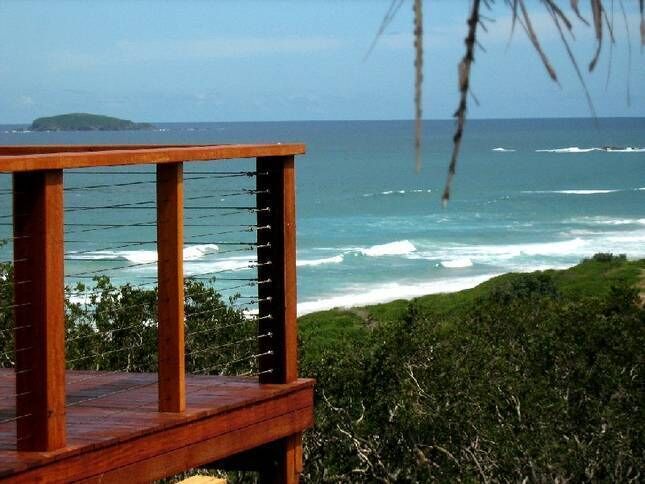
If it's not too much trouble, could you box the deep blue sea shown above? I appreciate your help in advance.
[1,118,643,314]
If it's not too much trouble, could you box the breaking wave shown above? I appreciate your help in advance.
[522,189,621,195]
[297,255,344,267]
[66,244,220,264]
[440,258,474,269]
[182,244,220,261]
[185,256,254,276]
[358,240,417,257]
[536,146,644,153]
[362,189,431,197]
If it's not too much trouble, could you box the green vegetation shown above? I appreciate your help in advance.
[30,113,153,131]
[299,255,644,482]
[0,255,642,482]
[0,267,257,376]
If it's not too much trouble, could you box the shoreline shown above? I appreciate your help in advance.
[295,258,643,316]
[296,273,501,316]
[295,262,583,316]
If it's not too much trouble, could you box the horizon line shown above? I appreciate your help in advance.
[2,115,644,126]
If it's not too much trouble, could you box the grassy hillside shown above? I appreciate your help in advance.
[298,255,644,482]
[299,254,645,350]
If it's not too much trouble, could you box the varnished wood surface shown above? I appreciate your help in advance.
[256,156,302,483]
[0,144,306,173]
[256,156,298,385]
[0,145,198,155]
[12,171,66,451]
[156,163,186,412]
[0,369,314,482]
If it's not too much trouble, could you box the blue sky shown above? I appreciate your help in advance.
[1,0,643,123]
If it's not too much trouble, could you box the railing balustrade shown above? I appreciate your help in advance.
[0,143,309,483]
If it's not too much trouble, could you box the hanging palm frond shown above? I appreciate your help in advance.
[400,0,641,203]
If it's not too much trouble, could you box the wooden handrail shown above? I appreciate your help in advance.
[0,143,305,172]
[0,144,199,155]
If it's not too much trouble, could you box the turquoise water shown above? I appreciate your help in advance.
[1,118,643,313]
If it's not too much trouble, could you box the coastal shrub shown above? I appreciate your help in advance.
[1,270,255,376]
[588,252,627,263]
[0,256,642,481]
[66,276,254,375]
[300,261,644,482]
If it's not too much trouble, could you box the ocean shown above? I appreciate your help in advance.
[1,118,643,314]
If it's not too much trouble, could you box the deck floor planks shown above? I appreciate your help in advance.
[0,369,314,482]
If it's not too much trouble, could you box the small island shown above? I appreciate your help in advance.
[30,113,154,131]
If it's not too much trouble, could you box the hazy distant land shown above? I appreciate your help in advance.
[30,113,154,131]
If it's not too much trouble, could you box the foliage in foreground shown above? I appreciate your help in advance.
[299,256,644,482]
[0,268,256,376]
[0,255,642,482]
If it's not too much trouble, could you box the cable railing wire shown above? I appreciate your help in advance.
[0,162,276,434]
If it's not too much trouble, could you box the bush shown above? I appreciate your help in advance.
[2,271,255,376]
[300,267,645,482]
[588,253,627,263]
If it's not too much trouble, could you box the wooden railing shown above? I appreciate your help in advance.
[0,143,310,483]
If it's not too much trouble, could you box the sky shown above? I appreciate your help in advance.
[1,0,643,123]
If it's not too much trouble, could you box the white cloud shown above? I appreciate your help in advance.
[117,36,343,60]
[17,95,35,106]
[48,35,343,71]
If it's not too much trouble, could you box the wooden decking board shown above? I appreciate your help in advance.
[78,407,313,484]
[0,369,314,482]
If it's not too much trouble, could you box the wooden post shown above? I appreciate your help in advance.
[256,156,301,483]
[256,156,298,384]
[156,163,185,413]
[13,170,66,451]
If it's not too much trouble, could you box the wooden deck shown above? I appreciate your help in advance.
[0,143,310,482]
[0,369,314,483]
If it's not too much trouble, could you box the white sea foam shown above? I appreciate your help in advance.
[523,189,620,195]
[363,189,430,197]
[559,189,619,195]
[358,240,417,257]
[185,256,255,276]
[566,217,645,226]
[440,258,474,268]
[66,244,219,264]
[492,147,516,152]
[536,146,644,153]
[297,255,344,267]
[605,147,645,152]
[536,147,599,153]
[416,229,645,267]
[65,250,122,261]
[297,274,499,315]
[410,238,590,266]
[183,244,219,261]
[117,250,158,264]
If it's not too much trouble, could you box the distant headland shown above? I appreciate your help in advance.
[30,113,154,131]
